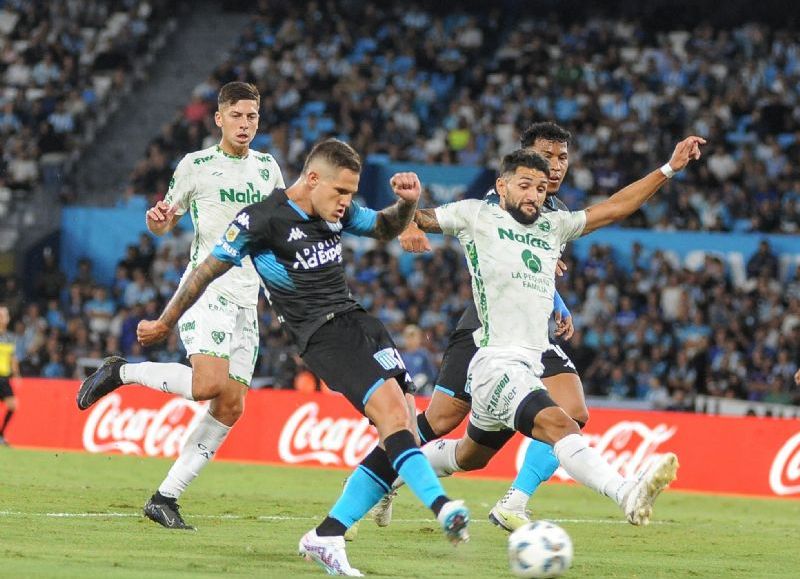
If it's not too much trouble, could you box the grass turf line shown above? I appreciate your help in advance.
[1,449,798,578]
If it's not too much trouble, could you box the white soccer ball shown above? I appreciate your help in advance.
[507,520,573,578]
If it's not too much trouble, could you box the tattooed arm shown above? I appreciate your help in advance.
[412,208,442,234]
[373,197,418,240]
[366,171,422,241]
[137,255,233,346]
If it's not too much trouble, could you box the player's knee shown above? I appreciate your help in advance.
[570,408,589,427]
[370,397,412,437]
[427,411,463,438]
[425,398,470,437]
[223,395,245,421]
[383,408,411,434]
[537,407,581,442]
[5,397,16,412]
[210,388,245,425]
[191,374,228,400]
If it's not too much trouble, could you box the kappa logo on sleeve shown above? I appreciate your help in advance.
[236,213,251,230]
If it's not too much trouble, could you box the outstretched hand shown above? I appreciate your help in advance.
[390,172,422,203]
[667,136,707,173]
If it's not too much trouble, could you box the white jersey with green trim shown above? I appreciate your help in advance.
[435,199,586,351]
[165,145,285,308]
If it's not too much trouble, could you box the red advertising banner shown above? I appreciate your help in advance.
[4,378,799,499]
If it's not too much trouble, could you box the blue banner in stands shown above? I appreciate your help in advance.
[60,207,191,286]
[358,162,495,209]
[59,195,800,288]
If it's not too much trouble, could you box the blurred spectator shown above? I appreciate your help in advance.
[33,251,66,302]
[746,239,779,279]
[0,0,175,204]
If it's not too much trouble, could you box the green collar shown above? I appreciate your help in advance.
[216,145,248,160]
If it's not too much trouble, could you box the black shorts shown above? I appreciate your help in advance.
[0,377,13,399]
[302,310,413,414]
[434,328,478,403]
[541,344,579,379]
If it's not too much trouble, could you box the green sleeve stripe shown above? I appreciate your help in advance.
[465,241,490,347]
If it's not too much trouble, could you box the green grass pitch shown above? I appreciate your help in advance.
[1,448,798,578]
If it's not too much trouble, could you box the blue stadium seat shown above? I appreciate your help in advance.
[301,101,326,117]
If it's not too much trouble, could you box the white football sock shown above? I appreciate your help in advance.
[120,362,194,401]
[421,439,463,478]
[158,411,231,499]
[499,487,530,511]
[553,433,632,505]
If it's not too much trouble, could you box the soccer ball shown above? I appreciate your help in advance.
[507,521,573,578]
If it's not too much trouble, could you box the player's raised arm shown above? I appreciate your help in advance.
[137,255,233,346]
[371,172,421,240]
[581,135,706,236]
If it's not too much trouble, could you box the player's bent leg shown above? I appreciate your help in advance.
[363,393,420,530]
[491,439,559,532]
[523,393,678,525]
[369,392,472,528]
[421,390,471,442]
[189,355,234,406]
[544,372,589,427]
[365,379,470,545]
[144,387,237,530]
[450,426,535,532]
[119,360,194,400]
[491,372,587,531]
[145,356,244,529]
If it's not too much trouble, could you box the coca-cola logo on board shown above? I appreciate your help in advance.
[518,420,678,480]
[82,394,207,457]
[278,402,379,466]
[769,431,800,496]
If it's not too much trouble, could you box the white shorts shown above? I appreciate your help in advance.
[467,347,546,432]
[177,289,259,386]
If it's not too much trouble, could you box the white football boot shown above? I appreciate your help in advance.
[623,452,679,526]
[369,489,397,527]
[298,529,364,576]
[488,503,531,532]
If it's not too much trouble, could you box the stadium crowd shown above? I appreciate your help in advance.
[4,229,799,408]
[126,1,800,234]
[0,0,176,207]
[2,1,799,409]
